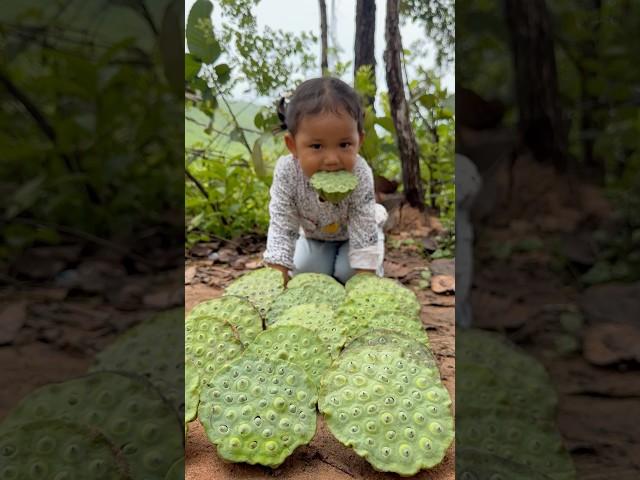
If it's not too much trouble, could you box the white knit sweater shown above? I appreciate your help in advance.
[263,154,380,270]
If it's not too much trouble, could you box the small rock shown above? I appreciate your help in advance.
[0,301,27,345]
[191,244,212,257]
[583,323,640,366]
[231,258,246,270]
[431,275,455,294]
[217,247,236,264]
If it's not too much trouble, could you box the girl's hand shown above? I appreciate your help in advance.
[266,262,290,287]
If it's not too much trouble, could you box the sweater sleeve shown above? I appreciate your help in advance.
[263,156,300,270]
[347,159,379,270]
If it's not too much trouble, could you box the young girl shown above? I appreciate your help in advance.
[263,77,387,285]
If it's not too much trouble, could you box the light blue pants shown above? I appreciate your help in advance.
[292,237,355,284]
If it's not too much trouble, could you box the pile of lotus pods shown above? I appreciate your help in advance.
[187,268,454,476]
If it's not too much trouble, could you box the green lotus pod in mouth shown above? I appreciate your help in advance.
[309,170,358,203]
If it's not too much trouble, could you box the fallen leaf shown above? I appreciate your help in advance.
[384,261,412,279]
[431,275,455,294]
[0,301,27,345]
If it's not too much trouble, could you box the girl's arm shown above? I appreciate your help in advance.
[347,159,380,271]
[263,156,300,278]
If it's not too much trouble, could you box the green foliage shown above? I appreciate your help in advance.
[185,4,455,247]
[0,1,183,259]
[400,0,455,68]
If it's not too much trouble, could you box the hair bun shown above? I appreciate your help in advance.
[276,97,288,131]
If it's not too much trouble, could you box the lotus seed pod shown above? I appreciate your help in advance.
[319,349,454,476]
[288,272,343,290]
[457,448,556,480]
[245,325,332,390]
[224,268,285,317]
[335,303,428,347]
[309,170,358,203]
[185,358,201,425]
[185,314,243,381]
[187,295,263,347]
[164,456,184,480]
[457,408,575,480]
[0,420,129,480]
[198,354,318,468]
[457,329,557,416]
[343,329,437,368]
[90,309,184,416]
[345,275,421,316]
[1,372,183,479]
[337,291,421,326]
[265,283,345,326]
[276,303,347,358]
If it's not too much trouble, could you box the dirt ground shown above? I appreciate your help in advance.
[185,231,456,480]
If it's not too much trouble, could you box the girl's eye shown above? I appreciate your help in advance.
[340,142,352,148]
[310,144,321,150]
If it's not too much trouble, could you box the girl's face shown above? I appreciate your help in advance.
[284,109,364,178]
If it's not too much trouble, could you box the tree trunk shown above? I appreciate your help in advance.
[384,0,424,210]
[504,0,568,170]
[319,0,328,75]
[354,0,376,106]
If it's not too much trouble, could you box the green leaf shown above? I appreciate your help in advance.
[375,116,396,133]
[159,0,184,97]
[186,0,221,63]
[214,63,231,85]
[251,133,270,179]
[185,54,201,81]
[419,94,437,108]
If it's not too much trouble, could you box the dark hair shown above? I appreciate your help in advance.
[277,77,364,135]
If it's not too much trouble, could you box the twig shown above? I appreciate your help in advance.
[184,167,229,226]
